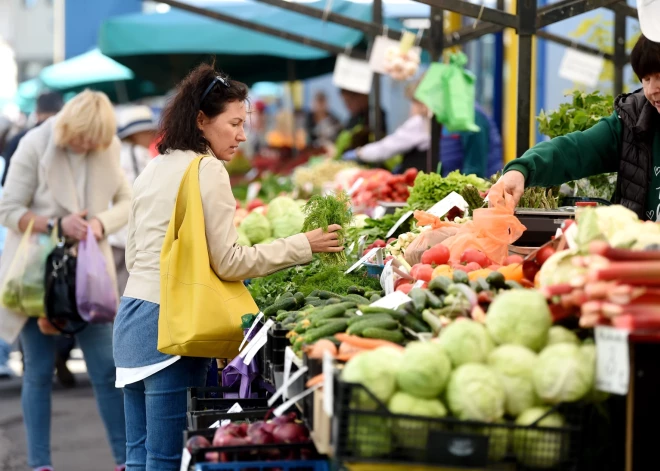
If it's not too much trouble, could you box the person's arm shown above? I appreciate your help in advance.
[460,112,491,177]
[504,112,622,187]
[93,139,133,236]
[200,158,313,282]
[125,200,137,272]
[1,132,23,186]
[357,115,429,163]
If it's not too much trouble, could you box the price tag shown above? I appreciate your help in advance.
[427,192,470,219]
[386,210,413,238]
[220,402,244,427]
[273,383,323,417]
[347,177,365,196]
[595,326,630,395]
[372,205,387,220]
[370,291,412,310]
[282,347,296,400]
[357,235,367,260]
[347,242,356,255]
[345,247,380,274]
[323,350,334,417]
[246,182,262,202]
[558,48,604,88]
[240,319,274,365]
[245,168,259,182]
[413,280,425,289]
[563,222,579,250]
[368,35,422,75]
[332,54,374,95]
[380,259,394,295]
[179,448,191,471]
[239,312,263,352]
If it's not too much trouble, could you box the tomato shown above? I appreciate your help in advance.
[460,249,491,268]
[453,264,470,273]
[536,246,556,266]
[464,262,482,273]
[410,264,434,282]
[504,255,524,266]
[372,239,386,248]
[488,264,502,271]
[421,244,451,266]
[522,259,541,282]
[396,283,414,294]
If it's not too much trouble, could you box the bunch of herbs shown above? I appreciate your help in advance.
[301,191,353,265]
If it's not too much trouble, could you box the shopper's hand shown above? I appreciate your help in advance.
[490,171,525,208]
[305,224,344,253]
[342,149,359,161]
[89,218,104,241]
[61,210,89,241]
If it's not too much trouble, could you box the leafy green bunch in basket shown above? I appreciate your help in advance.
[302,191,353,265]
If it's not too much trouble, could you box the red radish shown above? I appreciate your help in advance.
[504,255,524,266]
[522,259,540,282]
[536,246,556,266]
[205,451,220,463]
[372,239,386,248]
[460,249,491,268]
[421,245,451,266]
[463,262,482,273]
[387,238,397,245]
[213,432,248,448]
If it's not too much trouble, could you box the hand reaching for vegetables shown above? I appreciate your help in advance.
[305,224,344,254]
[489,171,525,208]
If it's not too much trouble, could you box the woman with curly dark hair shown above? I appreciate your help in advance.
[112,63,343,470]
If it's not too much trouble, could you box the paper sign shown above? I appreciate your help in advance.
[372,205,387,220]
[180,448,191,471]
[240,319,274,365]
[347,177,365,196]
[239,312,263,352]
[427,192,470,219]
[370,291,412,310]
[333,54,374,95]
[345,247,380,274]
[273,383,323,417]
[323,350,334,417]
[564,222,578,250]
[369,35,422,75]
[380,259,394,295]
[246,182,261,202]
[413,280,425,289]
[386,210,413,238]
[595,326,630,395]
[558,48,604,88]
[221,402,244,427]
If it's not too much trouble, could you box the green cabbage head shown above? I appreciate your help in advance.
[488,345,539,417]
[267,196,305,238]
[446,364,506,422]
[580,342,609,403]
[342,346,402,404]
[533,343,594,404]
[546,326,580,346]
[576,205,639,249]
[389,391,448,417]
[397,342,452,399]
[239,211,272,244]
[513,407,566,469]
[486,290,552,352]
[437,319,494,367]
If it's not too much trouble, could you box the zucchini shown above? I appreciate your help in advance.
[263,297,298,317]
[303,321,349,344]
[361,328,405,344]
[409,288,428,312]
[370,294,382,303]
[428,276,452,294]
[347,286,366,296]
[347,314,394,326]
[425,291,443,309]
[486,271,507,289]
[293,292,306,307]
[317,290,341,300]
[401,314,432,333]
[452,270,470,285]
[347,318,398,336]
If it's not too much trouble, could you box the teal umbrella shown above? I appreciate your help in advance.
[99,0,404,88]
[14,78,43,114]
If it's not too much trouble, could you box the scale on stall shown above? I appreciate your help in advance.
[512,208,576,247]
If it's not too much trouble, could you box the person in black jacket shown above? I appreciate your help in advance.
[2,92,63,186]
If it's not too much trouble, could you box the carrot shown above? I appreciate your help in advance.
[305,374,325,389]
[336,352,365,362]
[338,342,364,356]
[334,333,405,351]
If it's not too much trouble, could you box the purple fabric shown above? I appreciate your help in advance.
[75,227,118,323]
[222,324,264,399]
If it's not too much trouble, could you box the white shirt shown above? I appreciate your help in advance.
[358,114,430,163]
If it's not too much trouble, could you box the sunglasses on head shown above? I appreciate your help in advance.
[200,75,230,107]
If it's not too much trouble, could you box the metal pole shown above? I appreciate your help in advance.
[372,0,384,141]
[430,7,444,174]
[613,10,626,96]
[492,0,505,133]
[516,0,537,158]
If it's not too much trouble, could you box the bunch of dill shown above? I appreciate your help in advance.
[301,191,353,265]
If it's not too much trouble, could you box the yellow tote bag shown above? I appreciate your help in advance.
[158,156,259,358]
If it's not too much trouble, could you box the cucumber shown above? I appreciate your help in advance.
[307,299,326,307]
[401,314,432,333]
[425,291,443,309]
[326,298,342,305]
[505,280,524,290]
[347,286,366,296]
[452,270,470,285]
[317,290,341,300]
[370,294,382,303]
[281,316,297,326]
[303,321,349,344]
[347,318,398,336]
[313,318,349,329]
[428,276,452,294]
[365,290,384,298]
[486,271,507,289]
[308,290,321,298]
[276,311,299,322]
[310,302,355,323]
[357,305,405,318]
[293,292,306,307]
[281,292,294,299]
[294,318,312,334]
[409,288,428,312]
[347,314,394,326]
[342,294,371,305]
[361,328,405,344]
[263,297,298,317]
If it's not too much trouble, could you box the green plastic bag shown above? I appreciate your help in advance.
[414,52,480,133]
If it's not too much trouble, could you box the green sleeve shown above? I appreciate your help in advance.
[504,112,622,187]
[460,111,490,177]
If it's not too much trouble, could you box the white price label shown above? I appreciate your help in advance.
[372,205,387,220]
[380,259,394,295]
[323,350,334,417]
[564,222,579,250]
[386,210,413,239]
[238,312,263,352]
[595,326,630,395]
[220,402,245,427]
[413,280,425,289]
[246,182,261,202]
[356,235,367,260]
[558,48,604,88]
[347,177,365,196]
[273,383,323,418]
[370,291,412,310]
[180,448,191,471]
[345,247,380,274]
[368,35,422,75]
[427,192,470,219]
[332,54,374,95]
[240,319,273,365]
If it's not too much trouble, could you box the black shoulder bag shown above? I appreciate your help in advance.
[44,219,86,335]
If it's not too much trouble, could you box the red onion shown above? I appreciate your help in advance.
[186,435,211,453]
[272,422,309,444]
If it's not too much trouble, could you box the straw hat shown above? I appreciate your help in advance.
[116,105,157,139]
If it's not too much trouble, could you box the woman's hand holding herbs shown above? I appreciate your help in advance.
[305,224,344,254]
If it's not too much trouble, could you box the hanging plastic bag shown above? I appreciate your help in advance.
[441,182,527,264]
[75,227,118,323]
[0,220,54,317]
[414,52,480,133]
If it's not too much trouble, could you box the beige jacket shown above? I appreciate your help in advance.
[123,150,313,305]
[0,117,132,343]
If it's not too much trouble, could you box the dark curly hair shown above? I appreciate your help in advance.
[157,63,249,155]
[631,35,660,82]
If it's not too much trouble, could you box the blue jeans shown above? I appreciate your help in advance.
[123,357,210,471]
[0,338,10,366]
[20,318,126,468]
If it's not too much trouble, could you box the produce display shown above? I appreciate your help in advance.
[348,168,417,209]
[301,192,353,265]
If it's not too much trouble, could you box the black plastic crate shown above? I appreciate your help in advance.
[301,354,322,431]
[188,387,270,412]
[188,409,273,430]
[266,321,289,368]
[333,378,586,470]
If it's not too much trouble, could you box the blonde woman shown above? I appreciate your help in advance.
[0,90,129,471]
